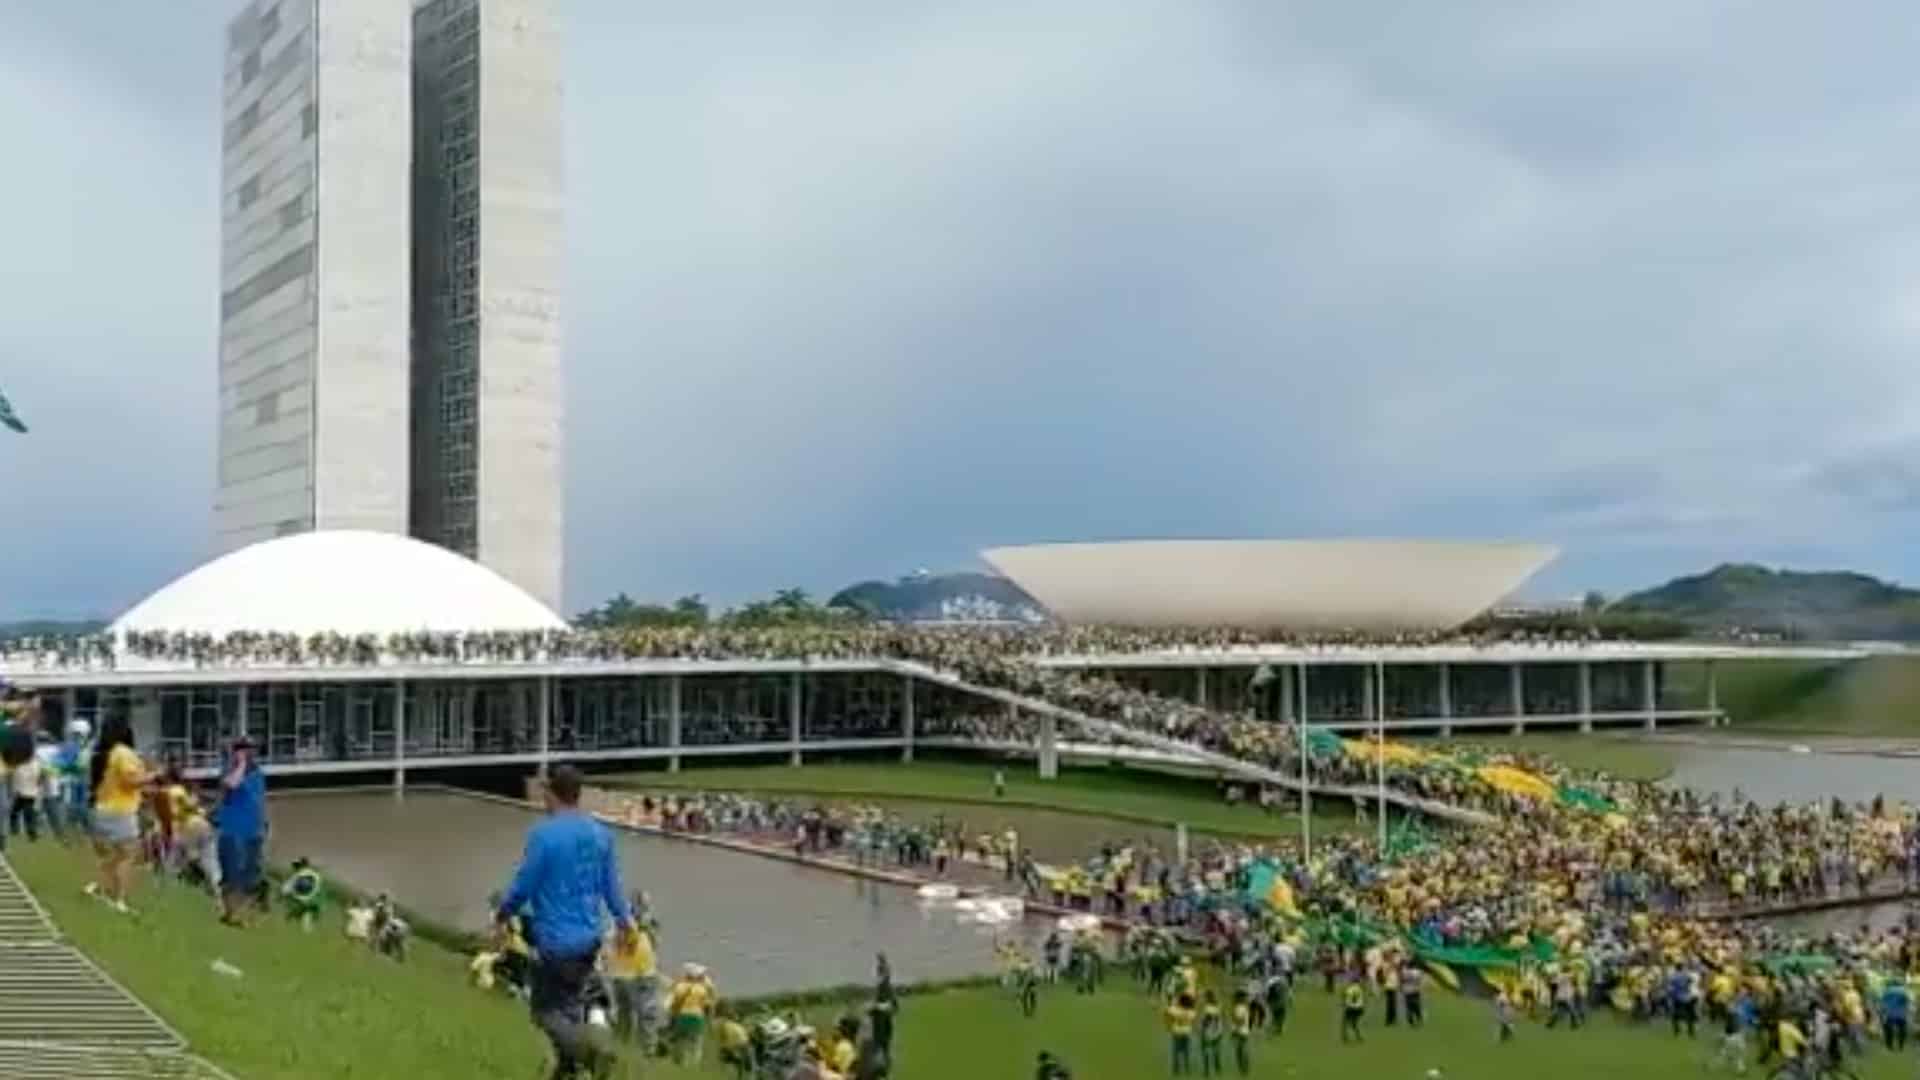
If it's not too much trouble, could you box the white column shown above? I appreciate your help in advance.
[1360,665,1374,724]
[1297,663,1311,857]
[1577,661,1594,734]
[393,679,406,796]
[63,686,78,731]
[1279,666,1296,723]
[536,677,552,778]
[1436,663,1452,738]
[1509,663,1525,736]
[900,673,916,762]
[1706,660,1720,726]
[667,674,683,773]
[1039,711,1059,780]
[1642,660,1658,730]
[1374,662,1387,856]
[1196,667,1209,708]
[788,671,803,767]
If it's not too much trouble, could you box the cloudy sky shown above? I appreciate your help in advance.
[4,1,1919,620]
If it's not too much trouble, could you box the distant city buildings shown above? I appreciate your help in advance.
[215,0,562,611]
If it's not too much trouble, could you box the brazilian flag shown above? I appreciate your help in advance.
[0,389,25,434]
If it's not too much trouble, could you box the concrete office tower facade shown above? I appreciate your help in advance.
[410,0,564,613]
[216,0,412,552]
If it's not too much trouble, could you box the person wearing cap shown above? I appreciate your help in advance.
[666,962,716,1065]
[216,737,267,926]
[497,764,633,1080]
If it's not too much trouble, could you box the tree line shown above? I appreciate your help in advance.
[572,588,867,630]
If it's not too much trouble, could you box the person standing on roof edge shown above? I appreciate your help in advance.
[497,764,635,1080]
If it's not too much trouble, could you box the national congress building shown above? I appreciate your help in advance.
[214,0,563,612]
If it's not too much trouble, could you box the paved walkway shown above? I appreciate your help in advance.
[0,855,233,1079]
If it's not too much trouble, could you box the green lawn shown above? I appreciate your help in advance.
[1700,656,1920,737]
[1436,734,1677,781]
[599,756,1363,840]
[9,842,547,1080]
[11,837,1912,1079]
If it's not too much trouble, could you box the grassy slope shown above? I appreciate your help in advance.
[1709,656,1920,736]
[12,833,1911,1080]
[15,840,1920,1079]
[9,842,548,1080]
[601,757,1362,839]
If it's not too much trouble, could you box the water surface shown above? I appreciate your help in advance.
[269,790,1047,997]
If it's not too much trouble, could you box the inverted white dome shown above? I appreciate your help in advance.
[113,531,566,638]
[982,539,1557,631]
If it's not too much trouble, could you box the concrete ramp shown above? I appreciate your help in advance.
[886,660,1495,828]
[0,857,235,1079]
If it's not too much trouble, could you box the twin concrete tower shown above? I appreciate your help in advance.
[215,0,563,612]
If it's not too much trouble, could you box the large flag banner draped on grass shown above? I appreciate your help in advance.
[0,388,26,434]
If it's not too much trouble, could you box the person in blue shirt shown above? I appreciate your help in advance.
[497,765,634,1080]
[1881,978,1911,1050]
[216,737,268,927]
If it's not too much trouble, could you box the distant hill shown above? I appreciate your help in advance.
[1615,563,1920,641]
[828,573,1048,624]
[0,618,107,641]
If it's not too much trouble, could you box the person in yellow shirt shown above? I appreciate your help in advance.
[825,1017,859,1075]
[85,718,148,913]
[1341,977,1367,1044]
[713,1004,752,1080]
[1166,992,1197,1075]
[606,920,661,1054]
[666,963,715,1066]
[1230,989,1254,1076]
[1777,1016,1807,1063]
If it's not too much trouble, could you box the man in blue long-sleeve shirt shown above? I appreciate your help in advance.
[497,765,634,1079]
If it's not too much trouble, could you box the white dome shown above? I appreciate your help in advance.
[982,539,1557,631]
[113,531,567,638]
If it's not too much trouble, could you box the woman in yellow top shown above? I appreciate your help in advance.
[86,718,148,913]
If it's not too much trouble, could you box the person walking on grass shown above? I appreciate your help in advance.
[216,738,267,927]
[1198,989,1225,1076]
[497,765,635,1080]
[1229,989,1254,1076]
[1401,961,1426,1030]
[1340,976,1367,1044]
[84,717,147,914]
[1166,992,1197,1075]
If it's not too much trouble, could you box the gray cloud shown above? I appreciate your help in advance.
[4,0,1920,619]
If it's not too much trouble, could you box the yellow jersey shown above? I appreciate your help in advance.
[828,1037,857,1072]
[1778,1021,1807,1059]
[717,1020,749,1052]
[1231,1003,1252,1036]
[1165,1004,1195,1036]
[668,979,713,1018]
[95,745,146,816]
[606,928,656,979]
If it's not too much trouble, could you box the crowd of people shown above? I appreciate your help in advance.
[559,766,1920,1078]
[1,619,1638,672]
[0,693,272,926]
